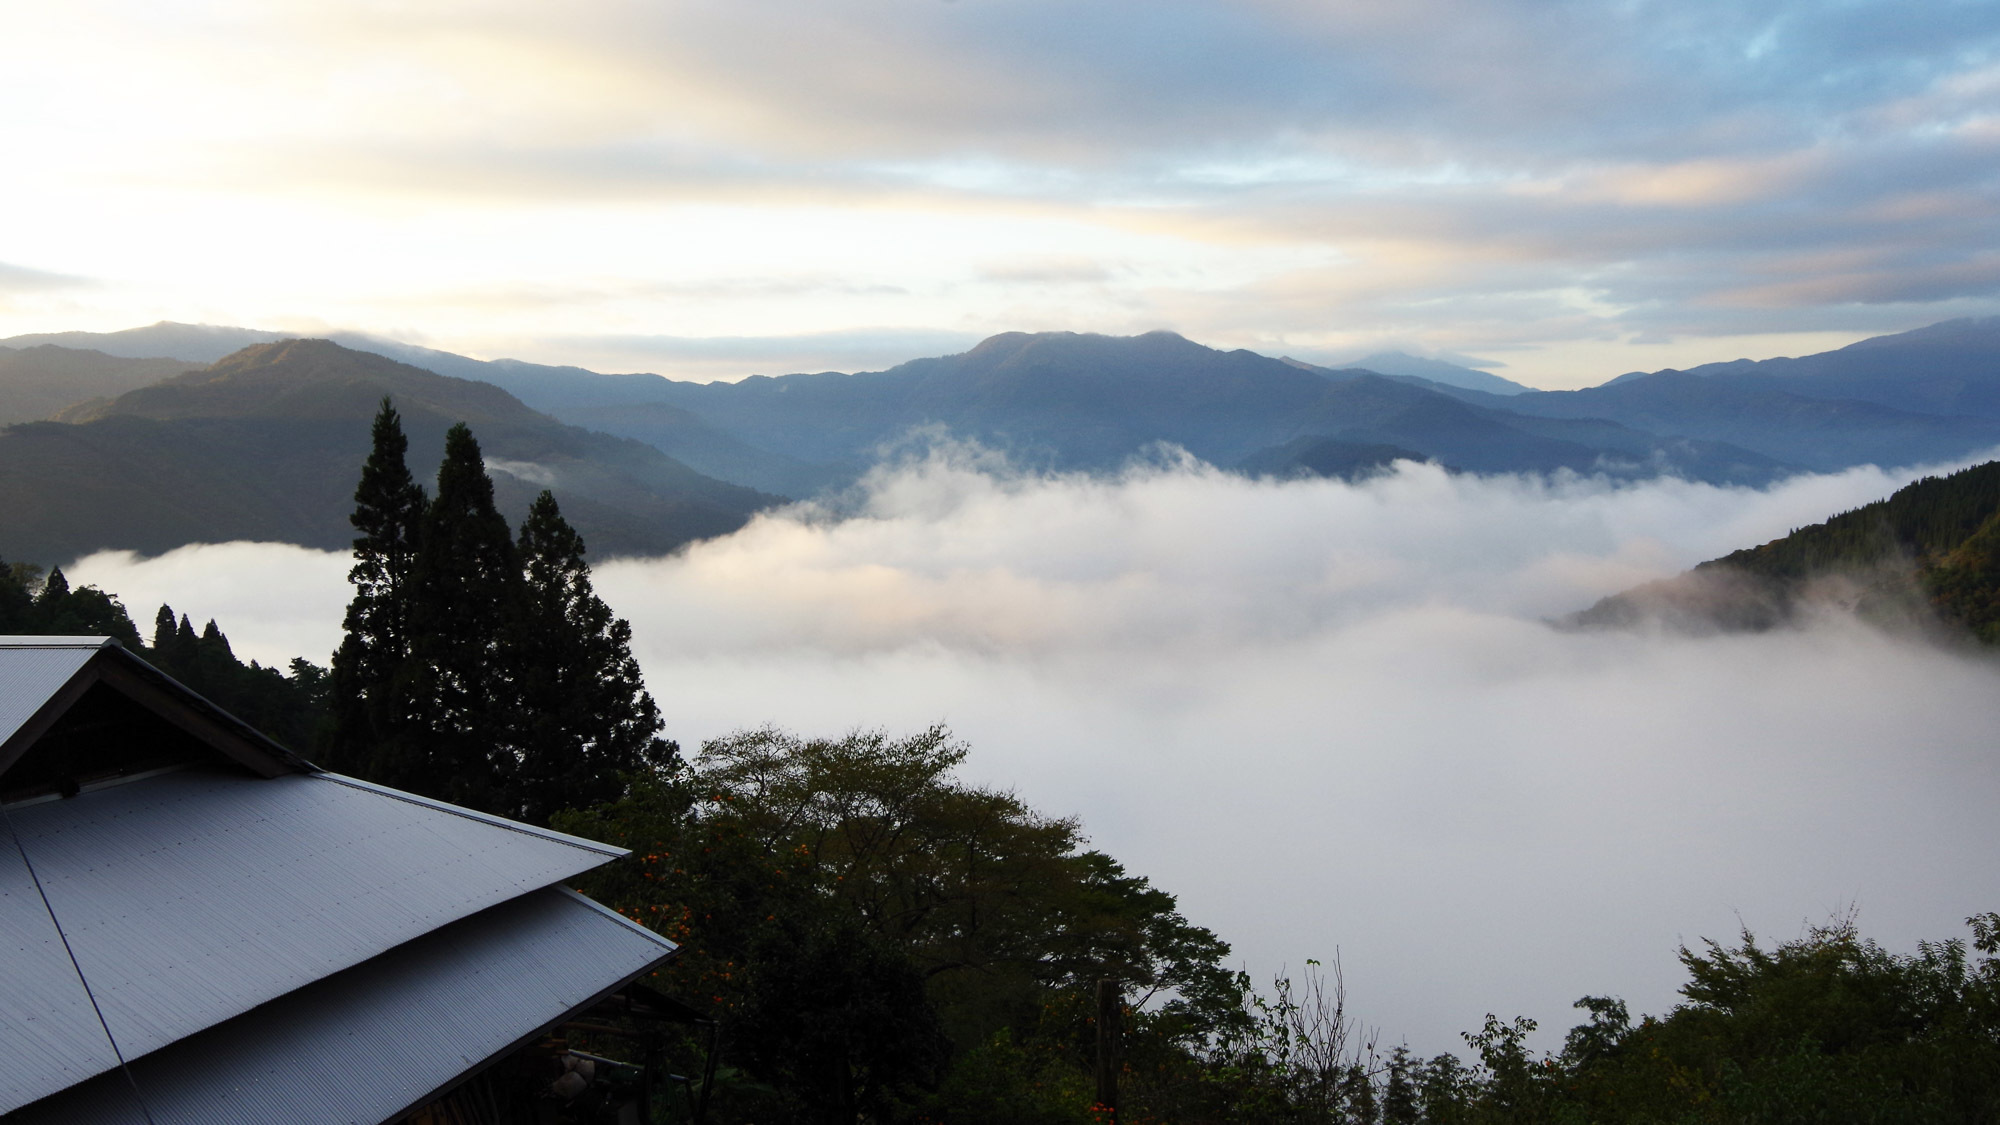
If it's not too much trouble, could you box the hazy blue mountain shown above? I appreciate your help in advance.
[1238,437,1438,480]
[1,340,775,565]
[0,346,196,424]
[617,330,1785,483]
[1310,351,1534,395]
[0,322,286,362]
[1422,368,2000,472]
[1282,372,1775,479]
[364,350,850,494]
[24,319,2000,492]
[0,324,843,498]
[337,329,1777,486]
[645,331,1345,467]
[1618,317,2000,420]
[551,400,854,497]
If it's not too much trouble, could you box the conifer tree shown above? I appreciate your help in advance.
[27,568,142,646]
[508,490,675,825]
[396,422,523,812]
[37,567,68,607]
[328,398,427,773]
[0,560,37,633]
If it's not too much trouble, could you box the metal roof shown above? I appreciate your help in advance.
[0,636,313,781]
[0,767,628,1109]
[0,638,101,750]
[9,885,678,1125]
[0,819,123,1110]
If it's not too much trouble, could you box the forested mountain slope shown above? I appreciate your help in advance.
[0,340,775,564]
[0,346,194,424]
[1571,459,2000,639]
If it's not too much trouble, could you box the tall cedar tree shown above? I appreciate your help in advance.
[508,491,674,825]
[401,422,523,813]
[328,398,427,773]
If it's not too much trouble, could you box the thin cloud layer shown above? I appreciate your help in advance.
[67,453,2000,1051]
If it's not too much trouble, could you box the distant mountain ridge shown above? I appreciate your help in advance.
[0,340,774,565]
[11,319,2000,501]
[1308,351,1534,396]
[1,322,287,363]
[0,345,194,424]
[567,329,1787,484]
[1609,316,2000,419]
[1423,369,2000,472]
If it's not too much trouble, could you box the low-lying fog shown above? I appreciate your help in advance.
[73,450,2000,1055]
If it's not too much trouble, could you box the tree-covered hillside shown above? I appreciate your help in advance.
[1572,459,2000,639]
[0,559,328,749]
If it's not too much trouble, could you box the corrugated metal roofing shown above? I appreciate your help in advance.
[0,834,123,1110]
[0,767,627,1106]
[0,636,314,779]
[0,639,101,751]
[9,885,678,1125]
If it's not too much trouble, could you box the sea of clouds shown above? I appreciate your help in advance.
[71,448,2000,1054]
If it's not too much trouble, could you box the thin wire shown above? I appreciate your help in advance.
[0,800,159,1125]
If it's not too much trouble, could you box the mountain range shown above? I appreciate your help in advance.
[7,318,2000,564]
[0,340,772,565]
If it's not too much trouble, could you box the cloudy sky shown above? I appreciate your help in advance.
[7,0,2000,385]
[71,451,2000,1052]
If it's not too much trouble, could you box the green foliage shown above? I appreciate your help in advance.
[1697,458,2000,639]
[1394,913,2000,1125]
[1705,459,2000,581]
[556,725,1277,1125]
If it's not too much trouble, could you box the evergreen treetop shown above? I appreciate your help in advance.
[385,421,522,811]
[327,397,427,773]
[329,417,674,824]
[508,490,674,824]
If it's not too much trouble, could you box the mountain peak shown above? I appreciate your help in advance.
[60,337,532,426]
[1842,315,2000,352]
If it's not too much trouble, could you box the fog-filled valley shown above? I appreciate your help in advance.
[70,446,2000,1055]
[18,2,2000,1117]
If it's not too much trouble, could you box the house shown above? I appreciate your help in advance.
[0,636,691,1123]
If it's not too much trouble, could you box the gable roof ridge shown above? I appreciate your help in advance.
[308,772,629,860]
[0,637,313,786]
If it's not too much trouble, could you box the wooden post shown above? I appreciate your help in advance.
[1095,977,1121,1122]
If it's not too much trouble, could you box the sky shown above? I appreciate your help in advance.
[70,448,2000,1053]
[6,0,2000,386]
